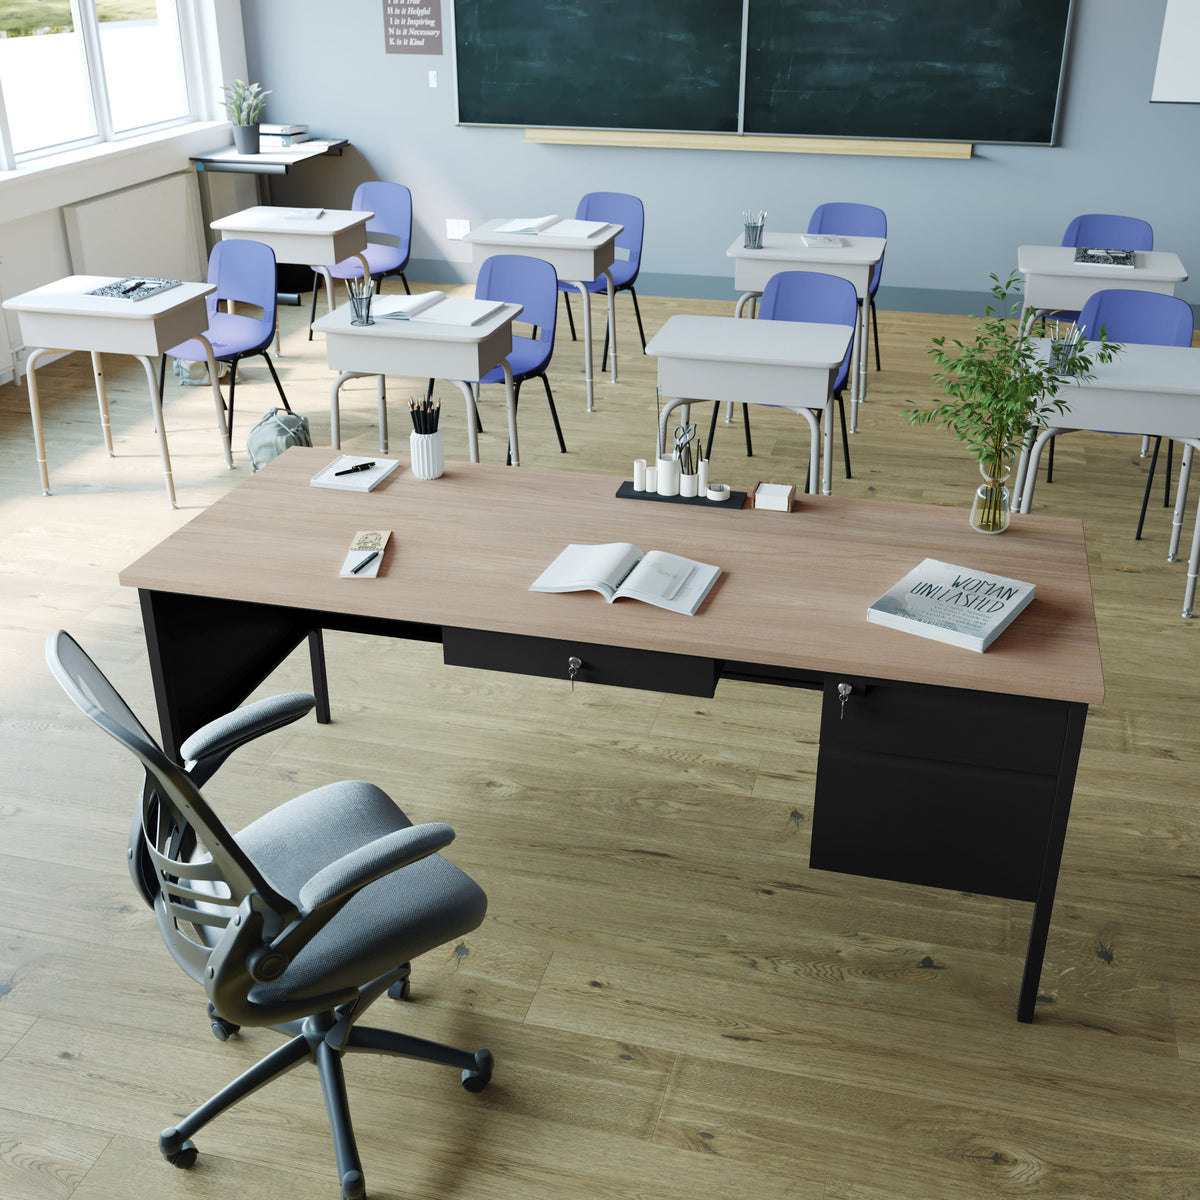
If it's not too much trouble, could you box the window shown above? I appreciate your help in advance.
[0,0,193,167]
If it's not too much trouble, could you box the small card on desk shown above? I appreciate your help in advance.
[340,530,391,578]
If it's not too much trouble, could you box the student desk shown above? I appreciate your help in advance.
[120,450,1104,1024]
[646,314,855,495]
[463,218,622,413]
[725,233,886,431]
[2,275,233,507]
[1013,340,1200,616]
[311,299,522,465]
[1017,245,1189,328]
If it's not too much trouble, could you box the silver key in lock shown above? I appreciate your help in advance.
[568,656,582,692]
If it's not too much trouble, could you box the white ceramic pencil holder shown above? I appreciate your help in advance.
[410,430,444,480]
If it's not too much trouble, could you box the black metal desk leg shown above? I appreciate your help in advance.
[309,629,331,723]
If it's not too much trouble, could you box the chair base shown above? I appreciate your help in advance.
[158,966,491,1200]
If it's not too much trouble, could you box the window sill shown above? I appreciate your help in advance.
[0,121,234,225]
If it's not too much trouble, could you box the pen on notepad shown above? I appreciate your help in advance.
[350,551,379,574]
[122,280,144,294]
[335,461,376,476]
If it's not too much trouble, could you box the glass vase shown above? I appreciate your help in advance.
[970,463,1011,534]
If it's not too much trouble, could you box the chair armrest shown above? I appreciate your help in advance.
[298,822,455,913]
[181,692,315,785]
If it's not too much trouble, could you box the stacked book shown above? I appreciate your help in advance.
[259,123,309,148]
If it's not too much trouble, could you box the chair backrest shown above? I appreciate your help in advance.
[209,238,278,332]
[1077,289,1194,346]
[1061,214,1153,252]
[807,202,886,293]
[476,254,558,343]
[576,191,644,279]
[759,271,859,392]
[45,631,289,987]
[353,180,413,259]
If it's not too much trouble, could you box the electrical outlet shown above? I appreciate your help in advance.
[428,70,438,88]
[446,219,470,240]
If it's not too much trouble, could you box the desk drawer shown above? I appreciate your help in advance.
[442,627,718,697]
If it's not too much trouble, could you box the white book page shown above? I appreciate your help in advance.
[530,543,643,599]
[410,297,508,326]
[374,292,446,319]
[496,215,560,234]
[547,218,614,239]
[617,550,694,602]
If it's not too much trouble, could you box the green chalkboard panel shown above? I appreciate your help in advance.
[745,0,1071,143]
[454,0,743,133]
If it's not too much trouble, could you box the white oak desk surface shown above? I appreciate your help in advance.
[120,448,1104,706]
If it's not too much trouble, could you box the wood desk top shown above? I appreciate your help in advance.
[120,450,1104,705]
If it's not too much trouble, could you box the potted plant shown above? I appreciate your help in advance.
[907,271,1120,533]
[222,79,271,155]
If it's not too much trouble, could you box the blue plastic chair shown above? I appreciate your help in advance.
[429,256,565,464]
[807,202,887,371]
[1076,288,1193,539]
[558,192,645,371]
[708,270,859,489]
[308,181,412,338]
[160,239,288,436]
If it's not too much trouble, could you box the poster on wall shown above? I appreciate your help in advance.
[1152,0,1200,101]
[384,0,443,54]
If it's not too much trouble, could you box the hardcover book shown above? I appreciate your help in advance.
[867,558,1035,652]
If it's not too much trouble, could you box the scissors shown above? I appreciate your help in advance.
[672,422,698,473]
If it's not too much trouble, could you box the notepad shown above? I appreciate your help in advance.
[339,530,391,578]
[311,455,399,491]
[87,277,181,302]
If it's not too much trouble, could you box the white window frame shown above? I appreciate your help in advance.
[0,0,215,171]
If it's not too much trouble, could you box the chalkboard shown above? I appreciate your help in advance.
[454,0,1073,145]
[454,0,743,133]
[745,0,1072,143]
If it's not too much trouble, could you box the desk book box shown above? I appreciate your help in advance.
[867,558,1035,652]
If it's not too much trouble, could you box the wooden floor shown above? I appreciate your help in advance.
[1,287,1198,1200]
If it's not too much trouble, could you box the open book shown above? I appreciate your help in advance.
[495,215,561,234]
[374,292,508,326]
[530,543,722,616]
[800,233,843,248]
[867,558,1035,652]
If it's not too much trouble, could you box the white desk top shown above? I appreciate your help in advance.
[1044,339,1200,402]
[312,299,522,343]
[1018,245,1188,284]
[726,232,887,266]
[211,206,371,237]
[2,275,214,319]
[465,216,623,249]
[647,314,854,369]
[192,141,347,170]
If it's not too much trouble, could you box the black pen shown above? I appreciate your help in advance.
[334,461,376,476]
[121,280,144,294]
[350,551,379,575]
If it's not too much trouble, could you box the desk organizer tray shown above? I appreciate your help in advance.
[616,481,748,508]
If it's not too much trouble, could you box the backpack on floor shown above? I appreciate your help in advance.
[246,408,312,473]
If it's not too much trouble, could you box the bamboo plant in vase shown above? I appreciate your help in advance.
[222,79,271,154]
[908,272,1120,533]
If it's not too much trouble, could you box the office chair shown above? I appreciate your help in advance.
[308,181,413,338]
[559,191,646,371]
[45,630,491,1200]
[707,270,858,489]
[1074,288,1194,539]
[430,254,566,464]
[160,238,290,437]
[807,201,887,371]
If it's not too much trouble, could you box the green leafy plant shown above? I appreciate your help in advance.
[221,79,270,126]
[908,271,1121,484]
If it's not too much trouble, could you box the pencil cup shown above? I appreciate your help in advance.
[656,456,680,497]
[633,459,647,491]
[410,430,444,480]
[349,291,374,326]
[680,472,699,498]
[744,219,765,249]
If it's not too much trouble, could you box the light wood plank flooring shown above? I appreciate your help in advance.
[1,287,1197,1200]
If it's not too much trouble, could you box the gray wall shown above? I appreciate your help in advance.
[242,0,1199,314]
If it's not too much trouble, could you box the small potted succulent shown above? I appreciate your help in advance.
[222,79,271,155]
[907,271,1120,533]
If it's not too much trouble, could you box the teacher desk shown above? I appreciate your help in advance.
[120,450,1104,1024]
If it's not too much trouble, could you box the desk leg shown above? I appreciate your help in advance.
[1017,429,1057,514]
[502,360,519,466]
[24,346,56,495]
[657,396,690,458]
[571,280,596,412]
[196,334,234,469]
[90,352,115,456]
[849,302,864,433]
[330,370,358,449]
[821,397,833,496]
[137,354,178,508]
[604,269,618,383]
[1168,442,1193,563]
[377,375,389,454]
[451,380,481,463]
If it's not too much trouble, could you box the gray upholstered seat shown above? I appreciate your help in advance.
[46,629,491,1200]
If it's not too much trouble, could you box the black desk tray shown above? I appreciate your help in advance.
[616,480,748,509]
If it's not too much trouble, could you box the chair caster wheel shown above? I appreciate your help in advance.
[207,1002,240,1040]
[386,977,411,1001]
[461,1048,493,1093]
[341,1167,366,1200]
[159,1127,198,1168]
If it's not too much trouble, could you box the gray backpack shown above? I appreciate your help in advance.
[246,408,312,473]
